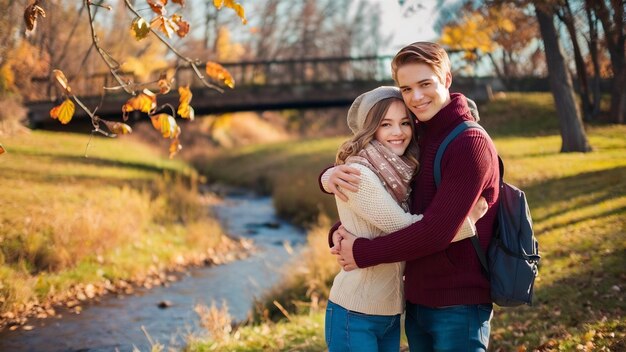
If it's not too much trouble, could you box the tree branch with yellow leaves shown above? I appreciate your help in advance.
[22,0,247,158]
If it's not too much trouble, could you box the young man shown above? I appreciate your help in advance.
[323,42,500,351]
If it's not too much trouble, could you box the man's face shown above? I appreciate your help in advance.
[397,63,451,123]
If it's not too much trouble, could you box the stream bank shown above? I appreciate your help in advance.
[0,191,306,351]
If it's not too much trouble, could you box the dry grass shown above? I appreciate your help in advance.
[0,130,228,319]
[195,301,234,342]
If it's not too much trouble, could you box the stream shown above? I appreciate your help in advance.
[0,192,307,352]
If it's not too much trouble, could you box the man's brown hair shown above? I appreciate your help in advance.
[391,42,451,84]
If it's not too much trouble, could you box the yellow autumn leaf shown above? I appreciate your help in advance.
[177,85,194,120]
[122,89,157,120]
[150,113,178,138]
[102,120,133,135]
[213,0,247,24]
[131,17,150,40]
[169,138,182,159]
[231,3,247,24]
[0,143,5,155]
[178,104,194,121]
[205,61,235,88]
[52,69,72,93]
[49,99,75,125]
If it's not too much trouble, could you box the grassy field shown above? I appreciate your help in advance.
[189,93,626,351]
[0,130,233,325]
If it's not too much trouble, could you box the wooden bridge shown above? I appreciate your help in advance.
[25,56,492,127]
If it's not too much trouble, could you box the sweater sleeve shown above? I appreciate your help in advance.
[344,165,423,233]
[353,132,497,268]
[318,165,335,195]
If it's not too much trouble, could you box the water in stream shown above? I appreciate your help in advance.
[0,193,307,352]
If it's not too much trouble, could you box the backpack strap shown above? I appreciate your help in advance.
[433,121,482,188]
[433,120,491,274]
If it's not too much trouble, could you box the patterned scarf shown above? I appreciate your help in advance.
[345,140,415,211]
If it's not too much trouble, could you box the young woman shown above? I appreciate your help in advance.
[323,86,485,352]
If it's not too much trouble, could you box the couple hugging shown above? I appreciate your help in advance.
[320,41,500,352]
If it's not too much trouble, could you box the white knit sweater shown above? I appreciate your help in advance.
[326,163,476,315]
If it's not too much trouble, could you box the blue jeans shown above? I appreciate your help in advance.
[405,302,493,352]
[325,300,401,352]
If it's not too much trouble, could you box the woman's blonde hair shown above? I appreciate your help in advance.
[336,97,420,171]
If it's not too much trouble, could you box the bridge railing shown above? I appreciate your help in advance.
[178,56,395,88]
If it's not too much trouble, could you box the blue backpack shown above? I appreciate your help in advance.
[434,121,540,307]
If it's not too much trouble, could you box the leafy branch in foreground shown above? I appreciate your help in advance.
[23,0,246,158]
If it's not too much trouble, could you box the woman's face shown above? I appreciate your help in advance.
[374,100,412,156]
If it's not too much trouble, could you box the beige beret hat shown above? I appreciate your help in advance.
[347,86,402,134]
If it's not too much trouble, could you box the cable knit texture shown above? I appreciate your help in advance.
[351,93,501,307]
[327,163,476,315]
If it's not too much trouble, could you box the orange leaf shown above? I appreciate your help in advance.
[169,138,182,158]
[147,0,166,15]
[150,113,178,138]
[150,15,178,38]
[102,120,133,135]
[205,61,235,88]
[131,17,150,40]
[177,85,194,120]
[177,104,194,121]
[52,69,72,93]
[221,0,247,24]
[171,14,190,38]
[0,143,5,155]
[157,73,172,94]
[172,0,185,6]
[23,3,46,32]
[49,99,75,125]
[122,89,157,120]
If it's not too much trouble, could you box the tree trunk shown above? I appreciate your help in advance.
[535,4,592,153]
[584,0,602,118]
[487,52,509,90]
[557,0,593,121]
[592,0,626,124]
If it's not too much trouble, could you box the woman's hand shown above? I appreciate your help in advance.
[469,196,488,224]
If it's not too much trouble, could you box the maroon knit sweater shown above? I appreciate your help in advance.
[347,93,501,307]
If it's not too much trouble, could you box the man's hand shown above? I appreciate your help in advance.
[330,226,358,271]
[469,196,488,224]
[327,164,361,202]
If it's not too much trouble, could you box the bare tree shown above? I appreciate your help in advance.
[555,0,593,121]
[589,0,625,124]
[535,3,591,152]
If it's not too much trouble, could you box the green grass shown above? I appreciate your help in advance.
[0,131,227,318]
[189,93,626,351]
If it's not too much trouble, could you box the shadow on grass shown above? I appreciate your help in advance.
[525,166,626,221]
[491,246,626,350]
